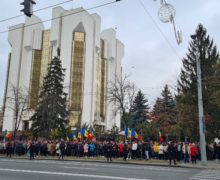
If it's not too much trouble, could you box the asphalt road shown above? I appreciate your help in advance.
[0,158,220,180]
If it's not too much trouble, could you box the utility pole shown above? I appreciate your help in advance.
[191,34,207,165]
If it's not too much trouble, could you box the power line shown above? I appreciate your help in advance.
[0,0,120,34]
[137,0,181,60]
[0,0,74,23]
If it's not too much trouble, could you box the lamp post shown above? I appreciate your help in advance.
[191,34,207,165]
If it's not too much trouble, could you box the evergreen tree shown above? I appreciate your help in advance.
[129,90,150,128]
[161,85,175,112]
[152,85,176,130]
[176,24,219,139]
[208,61,220,137]
[153,98,163,114]
[31,56,69,137]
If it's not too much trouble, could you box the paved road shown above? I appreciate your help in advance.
[0,158,220,180]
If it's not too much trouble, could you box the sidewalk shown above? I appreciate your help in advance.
[0,155,219,170]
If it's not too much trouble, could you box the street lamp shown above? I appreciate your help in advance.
[157,1,182,44]
[191,34,207,165]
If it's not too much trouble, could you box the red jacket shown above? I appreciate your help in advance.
[190,146,198,157]
[118,143,124,153]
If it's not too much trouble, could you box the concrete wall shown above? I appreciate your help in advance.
[101,29,124,130]
[3,15,43,131]
[3,7,123,131]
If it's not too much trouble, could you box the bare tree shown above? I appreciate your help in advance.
[107,74,137,128]
[6,84,29,138]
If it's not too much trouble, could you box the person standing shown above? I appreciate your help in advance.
[218,142,220,161]
[214,141,220,161]
[123,141,128,161]
[50,141,56,156]
[83,142,89,157]
[145,142,151,160]
[28,141,35,160]
[182,142,190,163]
[55,141,60,156]
[6,141,12,158]
[217,142,220,161]
[190,143,198,164]
[59,140,66,160]
[158,143,164,160]
[153,142,159,159]
[112,141,118,158]
[137,141,143,159]
[167,141,177,165]
[89,142,95,158]
[177,142,182,161]
[34,141,40,157]
[118,141,124,158]
[106,140,113,162]
[127,143,132,160]
[41,141,48,156]
[131,141,138,159]
[163,142,169,160]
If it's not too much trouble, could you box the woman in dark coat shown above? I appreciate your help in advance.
[28,142,35,160]
[167,141,177,165]
[123,142,128,161]
[6,141,12,158]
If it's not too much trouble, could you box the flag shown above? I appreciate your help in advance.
[138,129,143,141]
[84,130,89,138]
[131,128,138,139]
[81,128,85,137]
[72,131,77,141]
[69,132,74,141]
[5,131,12,139]
[135,132,138,139]
[66,132,74,142]
[159,131,163,143]
[81,128,89,138]
[88,133,93,141]
[78,132,81,140]
[128,128,131,138]
[80,128,85,140]
[88,128,94,141]
[74,136,78,141]
[66,134,70,142]
[66,136,70,142]
[125,128,128,137]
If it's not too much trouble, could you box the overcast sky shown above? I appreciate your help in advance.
[1,0,220,108]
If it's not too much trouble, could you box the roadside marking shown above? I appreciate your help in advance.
[190,179,219,180]
[0,168,151,180]
[0,159,189,173]
[189,170,220,180]
[191,177,220,180]
[62,166,98,170]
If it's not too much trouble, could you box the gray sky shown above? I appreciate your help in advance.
[1,0,220,108]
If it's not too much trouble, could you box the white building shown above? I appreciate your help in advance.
[2,7,124,132]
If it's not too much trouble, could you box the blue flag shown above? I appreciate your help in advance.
[125,128,128,137]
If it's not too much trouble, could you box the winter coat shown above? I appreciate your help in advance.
[190,146,198,157]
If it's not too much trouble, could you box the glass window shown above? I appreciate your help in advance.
[29,50,42,109]
[69,31,85,125]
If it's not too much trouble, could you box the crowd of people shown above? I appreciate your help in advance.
[0,139,220,165]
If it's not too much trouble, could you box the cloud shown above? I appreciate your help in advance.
[1,0,220,108]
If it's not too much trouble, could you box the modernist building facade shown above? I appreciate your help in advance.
[2,7,124,132]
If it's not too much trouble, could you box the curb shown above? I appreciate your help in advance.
[0,156,215,170]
